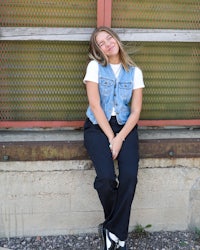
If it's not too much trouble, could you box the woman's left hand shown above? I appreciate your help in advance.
[109,135,124,160]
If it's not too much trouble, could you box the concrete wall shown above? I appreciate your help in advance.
[0,158,200,238]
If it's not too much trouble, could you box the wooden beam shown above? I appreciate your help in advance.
[97,0,112,27]
[1,27,199,42]
[115,28,200,42]
[104,0,112,27]
[97,0,104,27]
[0,27,93,41]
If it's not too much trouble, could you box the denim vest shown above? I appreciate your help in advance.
[86,63,135,125]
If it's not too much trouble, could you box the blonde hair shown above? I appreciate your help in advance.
[88,26,135,71]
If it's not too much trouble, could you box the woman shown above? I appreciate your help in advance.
[83,27,145,250]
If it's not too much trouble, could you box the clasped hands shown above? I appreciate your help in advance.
[109,134,124,160]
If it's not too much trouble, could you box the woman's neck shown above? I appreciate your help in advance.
[108,55,120,64]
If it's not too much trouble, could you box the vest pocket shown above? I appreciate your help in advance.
[99,77,114,96]
[118,81,132,99]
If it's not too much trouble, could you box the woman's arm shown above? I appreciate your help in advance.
[118,88,143,140]
[111,88,143,159]
[85,81,115,143]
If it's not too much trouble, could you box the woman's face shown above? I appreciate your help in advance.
[96,31,120,61]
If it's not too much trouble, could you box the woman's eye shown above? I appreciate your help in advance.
[99,42,104,47]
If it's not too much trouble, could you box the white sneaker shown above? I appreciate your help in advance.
[105,229,118,250]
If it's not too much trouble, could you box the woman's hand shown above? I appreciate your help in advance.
[109,88,143,160]
[109,134,124,160]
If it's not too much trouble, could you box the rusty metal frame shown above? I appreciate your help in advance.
[0,120,200,128]
[1,138,199,161]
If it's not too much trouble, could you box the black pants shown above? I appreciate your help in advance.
[84,117,139,241]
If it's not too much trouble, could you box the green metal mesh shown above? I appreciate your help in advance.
[112,0,200,29]
[130,42,200,119]
[1,41,199,121]
[1,41,89,121]
[0,0,97,27]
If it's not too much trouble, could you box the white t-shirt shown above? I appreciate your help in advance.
[83,60,145,90]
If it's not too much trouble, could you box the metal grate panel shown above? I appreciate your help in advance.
[112,0,200,29]
[0,0,97,27]
[130,42,200,119]
[1,41,199,121]
[1,41,89,121]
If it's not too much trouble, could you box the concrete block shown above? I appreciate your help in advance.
[71,170,102,211]
[189,178,200,230]
[0,158,199,237]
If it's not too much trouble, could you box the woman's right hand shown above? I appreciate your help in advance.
[109,135,124,160]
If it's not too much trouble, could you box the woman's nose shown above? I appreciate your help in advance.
[104,40,111,47]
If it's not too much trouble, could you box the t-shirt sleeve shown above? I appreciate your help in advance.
[133,67,145,89]
[83,60,99,84]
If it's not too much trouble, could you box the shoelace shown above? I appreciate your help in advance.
[116,241,126,249]
[116,241,120,249]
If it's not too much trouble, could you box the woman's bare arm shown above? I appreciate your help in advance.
[111,88,143,159]
[85,81,115,143]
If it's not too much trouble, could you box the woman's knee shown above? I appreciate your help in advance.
[94,177,118,193]
[118,171,138,190]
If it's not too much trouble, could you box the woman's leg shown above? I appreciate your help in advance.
[84,118,139,241]
[84,119,118,220]
[105,125,139,241]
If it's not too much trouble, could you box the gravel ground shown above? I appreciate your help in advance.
[0,230,200,250]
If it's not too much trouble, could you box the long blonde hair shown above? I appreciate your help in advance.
[88,26,135,71]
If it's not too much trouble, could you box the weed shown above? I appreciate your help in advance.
[195,227,200,243]
[133,224,152,235]
[179,241,188,247]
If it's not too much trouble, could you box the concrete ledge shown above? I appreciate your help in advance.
[0,158,200,238]
[0,129,200,238]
